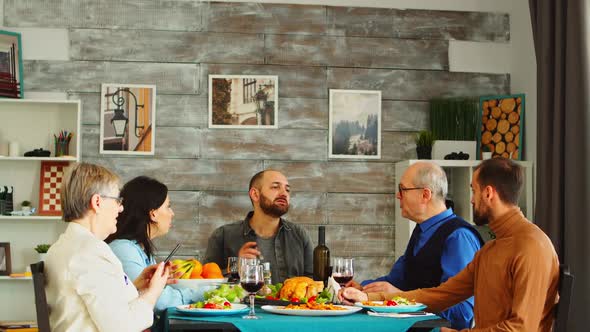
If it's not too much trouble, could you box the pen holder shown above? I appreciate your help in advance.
[55,141,70,157]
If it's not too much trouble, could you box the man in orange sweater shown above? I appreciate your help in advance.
[340,158,559,331]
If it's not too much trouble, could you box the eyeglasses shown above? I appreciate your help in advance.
[100,195,123,205]
[398,184,425,197]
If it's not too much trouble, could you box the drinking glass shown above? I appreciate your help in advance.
[332,257,354,287]
[240,264,264,319]
[226,256,239,283]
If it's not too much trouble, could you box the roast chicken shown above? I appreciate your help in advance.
[279,276,324,300]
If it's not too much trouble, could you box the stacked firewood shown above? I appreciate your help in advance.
[480,97,522,159]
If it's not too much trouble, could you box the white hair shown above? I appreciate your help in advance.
[412,162,448,202]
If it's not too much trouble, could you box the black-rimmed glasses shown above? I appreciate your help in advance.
[397,184,425,197]
[100,195,123,205]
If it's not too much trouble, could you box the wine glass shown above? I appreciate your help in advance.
[226,256,239,283]
[240,264,264,319]
[332,257,354,287]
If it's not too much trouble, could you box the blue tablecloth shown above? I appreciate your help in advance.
[165,307,442,332]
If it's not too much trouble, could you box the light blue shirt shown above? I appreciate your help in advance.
[109,239,205,312]
[361,209,481,329]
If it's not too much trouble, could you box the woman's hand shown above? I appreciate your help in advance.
[134,262,170,306]
[362,281,401,293]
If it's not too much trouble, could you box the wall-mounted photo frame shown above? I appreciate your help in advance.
[478,94,525,160]
[0,242,11,276]
[38,161,68,216]
[209,75,278,128]
[100,83,156,155]
[0,30,23,98]
[329,89,381,159]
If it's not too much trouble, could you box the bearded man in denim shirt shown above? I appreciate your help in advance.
[205,170,313,283]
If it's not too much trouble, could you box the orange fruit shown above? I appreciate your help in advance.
[201,262,223,279]
[189,259,203,279]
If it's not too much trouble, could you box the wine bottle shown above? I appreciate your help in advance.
[313,226,330,286]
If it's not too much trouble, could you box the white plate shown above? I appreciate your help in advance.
[261,304,362,316]
[354,301,427,313]
[169,278,227,290]
[176,303,249,316]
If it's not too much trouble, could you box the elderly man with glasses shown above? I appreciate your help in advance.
[344,161,483,329]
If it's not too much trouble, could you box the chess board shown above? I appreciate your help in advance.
[38,161,69,216]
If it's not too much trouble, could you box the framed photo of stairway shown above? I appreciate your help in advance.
[209,75,278,128]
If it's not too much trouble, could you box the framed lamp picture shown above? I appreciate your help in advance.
[0,30,23,98]
[100,83,156,155]
[0,242,11,276]
[329,89,382,159]
[478,94,525,160]
[209,75,278,128]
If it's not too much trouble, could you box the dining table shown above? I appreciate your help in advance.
[162,306,450,332]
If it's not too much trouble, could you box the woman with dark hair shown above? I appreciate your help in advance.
[106,176,202,312]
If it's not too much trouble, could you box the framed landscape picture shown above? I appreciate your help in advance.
[329,89,381,159]
[478,94,525,160]
[100,83,156,155]
[209,75,278,128]
[0,30,23,98]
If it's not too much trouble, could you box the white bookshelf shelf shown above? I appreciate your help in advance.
[0,156,76,161]
[0,276,32,281]
[0,216,61,221]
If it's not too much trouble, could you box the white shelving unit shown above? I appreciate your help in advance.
[394,159,534,261]
[0,99,80,321]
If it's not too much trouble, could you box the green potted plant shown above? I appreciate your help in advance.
[21,200,31,213]
[34,244,51,261]
[481,144,493,160]
[430,98,478,159]
[415,130,436,159]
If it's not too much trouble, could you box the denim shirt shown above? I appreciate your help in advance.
[109,239,205,313]
[204,211,314,283]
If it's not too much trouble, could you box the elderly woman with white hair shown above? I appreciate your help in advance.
[44,162,170,332]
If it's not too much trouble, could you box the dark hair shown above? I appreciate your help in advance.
[474,158,523,205]
[249,170,268,190]
[105,176,168,258]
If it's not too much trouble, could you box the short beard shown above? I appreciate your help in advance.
[473,204,491,226]
[259,193,289,218]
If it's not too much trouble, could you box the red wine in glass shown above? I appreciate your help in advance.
[241,281,264,293]
[240,264,264,320]
[228,272,240,283]
[333,275,353,286]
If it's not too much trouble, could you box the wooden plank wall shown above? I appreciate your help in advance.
[6,0,510,281]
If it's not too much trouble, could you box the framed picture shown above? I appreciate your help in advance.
[478,94,524,160]
[0,30,23,98]
[329,89,382,159]
[0,243,11,276]
[209,75,278,128]
[100,83,156,155]
[38,161,68,216]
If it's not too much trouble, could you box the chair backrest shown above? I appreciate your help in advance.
[30,261,51,332]
[554,264,574,332]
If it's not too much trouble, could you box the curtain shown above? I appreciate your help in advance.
[529,1,590,331]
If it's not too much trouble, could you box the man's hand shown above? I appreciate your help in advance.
[238,241,261,258]
[441,328,458,332]
[344,280,363,290]
[338,287,368,305]
[362,281,401,293]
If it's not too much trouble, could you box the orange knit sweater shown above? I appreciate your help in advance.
[369,207,559,331]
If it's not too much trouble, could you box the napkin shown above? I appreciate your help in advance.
[367,311,435,318]
[325,276,342,304]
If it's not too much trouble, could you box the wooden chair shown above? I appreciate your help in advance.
[554,264,574,332]
[30,261,51,332]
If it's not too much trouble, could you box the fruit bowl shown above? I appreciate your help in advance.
[170,278,228,291]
